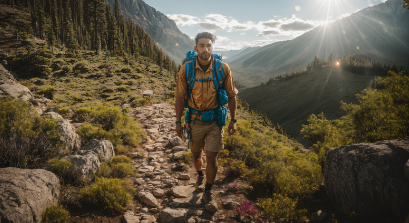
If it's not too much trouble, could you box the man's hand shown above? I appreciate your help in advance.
[176,123,183,138]
[228,121,236,136]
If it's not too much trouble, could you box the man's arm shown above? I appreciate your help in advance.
[227,96,237,135]
[175,96,185,138]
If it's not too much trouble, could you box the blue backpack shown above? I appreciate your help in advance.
[183,50,229,141]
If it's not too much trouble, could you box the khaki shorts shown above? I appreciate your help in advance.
[189,121,224,153]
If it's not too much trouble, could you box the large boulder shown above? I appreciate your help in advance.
[325,137,409,221]
[0,79,32,102]
[0,64,15,81]
[82,139,115,163]
[0,167,60,223]
[63,150,101,179]
[47,112,81,153]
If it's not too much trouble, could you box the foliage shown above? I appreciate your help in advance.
[47,157,80,185]
[96,162,112,178]
[80,177,135,215]
[0,99,62,168]
[58,107,71,117]
[258,194,307,222]
[110,155,131,164]
[8,46,53,77]
[37,86,57,99]
[225,119,322,197]
[237,198,258,215]
[75,103,145,153]
[73,62,89,73]
[41,204,70,223]
[130,97,149,107]
[301,71,409,167]
[110,163,134,178]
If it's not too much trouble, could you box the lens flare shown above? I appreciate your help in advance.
[295,6,301,11]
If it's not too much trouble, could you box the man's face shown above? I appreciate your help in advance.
[194,38,213,61]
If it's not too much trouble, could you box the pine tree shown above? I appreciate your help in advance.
[63,0,77,51]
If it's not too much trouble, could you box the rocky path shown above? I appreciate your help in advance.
[124,103,242,223]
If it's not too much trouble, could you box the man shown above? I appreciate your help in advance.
[175,32,237,211]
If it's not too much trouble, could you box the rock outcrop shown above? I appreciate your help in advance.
[325,137,409,221]
[63,150,101,179]
[47,112,81,153]
[0,167,60,223]
[0,79,32,102]
[159,208,187,223]
[82,139,115,163]
[0,64,15,81]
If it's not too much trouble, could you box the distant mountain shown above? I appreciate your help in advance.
[231,0,409,88]
[239,66,375,146]
[214,46,261,62]
[106,0,195,63]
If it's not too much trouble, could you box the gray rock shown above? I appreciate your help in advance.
[153,188,165,197]
[47,112,81,153]
[63,150,101,179]
[169,137,183,147]
[224,200,239,210]
[0,64,15,81]
[141,214,156,223]
[187,217,196,223]
[0,79,32,102]
[122,210,140,223]
[172,191,203,207]
[159,208,187,223]
[176,172,190,180]
[405,160,409,182]
[138,166,155,173]
[172,146,186,152]
[143,90,154,98]
[0,168,60,223]
[171,186,194,198]
[82,139,115,163]
[325,137,409,220]
[138,192,159,207]
[127,152,144,159]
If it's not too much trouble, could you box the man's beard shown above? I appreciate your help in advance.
[199,52,211,60]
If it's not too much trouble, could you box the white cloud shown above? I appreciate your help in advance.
[167,14,199,26]
[280,21,315,31]
[197,23,222,30]
[257,30,281,36]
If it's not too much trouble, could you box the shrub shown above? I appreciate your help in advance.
[96,162,112,178]
[8,45,53,77]
[110,155,131,164]
[58,107,71,117]
[130,97,149,107]
[258,194,307,222]
[71,95,84,103]
[73,62,89,73]
[80,177,135,215]
[41,204,70,223]
[37,86,57,99]
[0,99,62,168]
[61,66,71,74]
[47,158,76,185]
[225,119,322,197]
[110,163,134,178]
[75,103,145,153]
[121,68,131,73]
[116,85,129,92]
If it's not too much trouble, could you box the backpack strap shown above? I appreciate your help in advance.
[185,60,199,109]
[212,58,225,90]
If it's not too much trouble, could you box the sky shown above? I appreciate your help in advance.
[143,0,387,51]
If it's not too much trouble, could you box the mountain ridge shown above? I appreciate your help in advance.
[106,0,195,64]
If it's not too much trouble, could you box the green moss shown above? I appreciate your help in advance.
[41,204,70,223]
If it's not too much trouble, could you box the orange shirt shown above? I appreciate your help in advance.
[175,56,237,112]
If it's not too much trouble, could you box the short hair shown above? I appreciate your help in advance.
[195,32,217,46]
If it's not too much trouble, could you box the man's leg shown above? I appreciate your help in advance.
[191,150,203,172]
[205,150,219,185]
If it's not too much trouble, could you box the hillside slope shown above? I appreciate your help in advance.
[231,0,409,88]
[106,0,195,64]
[239,66,375,146]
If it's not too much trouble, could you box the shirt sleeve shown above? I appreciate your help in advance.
[175,63,188,98]
[222,62,237,97]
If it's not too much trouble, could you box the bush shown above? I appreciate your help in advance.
[37,86,57,99]
[80,177,135,215]
[130,97,149,107]
[111,163,134,178]
[8,45,53,77]
[73,62,89,73]
[116,85,129,92]
[110,155,131,164]
[75,103,145,153]
[0,99,63,168]
[258,194,307,222]
[225,119,322,197]
[58,107,71,117]
[96,162,112,178]
[61,66,71,74]
[41,204,70,223]
[47,158,76,184]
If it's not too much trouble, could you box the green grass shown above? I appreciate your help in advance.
[240,67,375,146]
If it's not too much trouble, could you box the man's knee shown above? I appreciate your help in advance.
[206,151,218,165]
[191,151,203,162]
